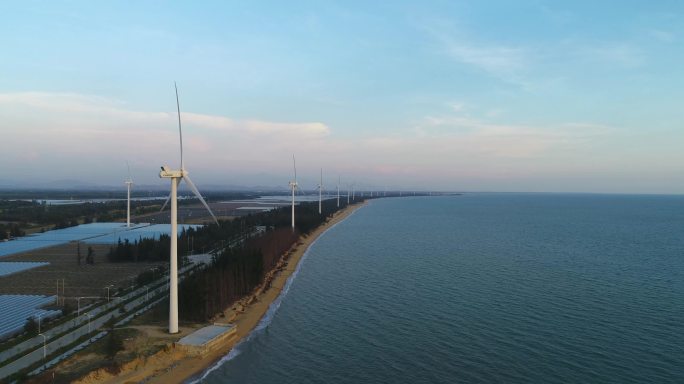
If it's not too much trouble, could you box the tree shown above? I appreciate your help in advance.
[62,302,74,316]
[86,246,95,265]
[24,317,38,336]
[77,242,82,265]
[104,317,123,358]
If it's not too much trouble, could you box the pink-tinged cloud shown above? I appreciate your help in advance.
[2,91,677,193]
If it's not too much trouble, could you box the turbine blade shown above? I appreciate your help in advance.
[293,154,297,182]
[183,174,219,225]
[160,190,172,212]
[175,82,184,170]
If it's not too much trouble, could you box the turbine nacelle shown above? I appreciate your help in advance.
[159,166,183,179]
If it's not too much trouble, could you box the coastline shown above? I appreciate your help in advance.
[82,201,366,384]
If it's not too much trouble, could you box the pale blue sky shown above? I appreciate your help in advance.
[1,1,683,193]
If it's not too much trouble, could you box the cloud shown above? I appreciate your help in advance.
[448,102,466,112]
[0,92,332,185]
[414,115,614,159]
[444,43,527,76]
[419,18,652,92]
[180,113,330,138]
[1,91,671,193]
[418,22,532,86]
[0,92,330,138]
[574,43,645,68]
[648,29,675,43]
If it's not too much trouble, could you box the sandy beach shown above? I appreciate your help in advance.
[75,201,365,384]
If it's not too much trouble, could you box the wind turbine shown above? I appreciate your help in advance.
[159,82,219,334]
[289,155,298,230]
[337,176,340,208]
[125,162,133,228]
[318,168,323,215]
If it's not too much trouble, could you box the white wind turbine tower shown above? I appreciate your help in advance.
[159,82,219,334]
[125,162,133,228]
[289,155,298,230]
[318,168,323,215]
[337,176,340,208]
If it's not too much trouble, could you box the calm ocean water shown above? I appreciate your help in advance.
[193,194,684,383]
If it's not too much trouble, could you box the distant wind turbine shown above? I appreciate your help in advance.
[337,176,340,208]
[125,162,133,228]
[318,168,323,215]
[159,82,219,334]
[289,155,298,230]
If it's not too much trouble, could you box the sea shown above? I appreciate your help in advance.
[191,194,684,383]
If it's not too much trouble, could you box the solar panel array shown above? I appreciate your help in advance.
[0,295,61,339]
[0,240,65,258]
[0,222,207,342]
[0,226,122,341]
[0,222,150,258]
[0,262,49,277]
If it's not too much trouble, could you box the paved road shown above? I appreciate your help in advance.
[1,298,112,363]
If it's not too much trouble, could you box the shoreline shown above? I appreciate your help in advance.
[82,201,366,384]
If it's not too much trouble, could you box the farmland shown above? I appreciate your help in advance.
[0,242,163,298]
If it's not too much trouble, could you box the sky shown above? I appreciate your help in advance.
[1,1,683,193]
